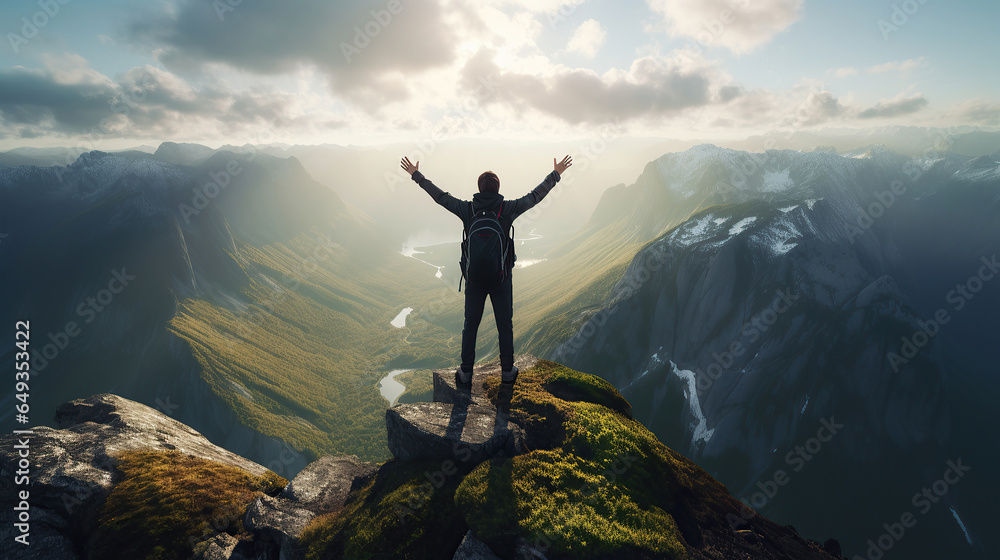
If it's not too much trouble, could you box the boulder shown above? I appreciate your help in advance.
[434,355,539,406]
[192,533,239,560]
[385,401,511,462]
[452,530,502,560]
[0,394,271,556]
[0,506,79,560]
[280,455,377,513]
[244,495,314,560]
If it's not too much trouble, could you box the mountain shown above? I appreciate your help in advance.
[0,146,464,478]
[734,126,1000,157]
[548,144,998,559]
[0,358,843,560]
[152,141,219,166]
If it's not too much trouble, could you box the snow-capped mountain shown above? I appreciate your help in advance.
[551,144,998,560]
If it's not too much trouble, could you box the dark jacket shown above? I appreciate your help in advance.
[410,169,561,266]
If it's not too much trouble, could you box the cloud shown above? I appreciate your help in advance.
[859,94,929,119]
[867,57,928,75]
[0,56,301,141]
[125,0,458,111]
[646,0,803,53]
[460,47,729,124]
[947,99,1000,127]
[798,90,844,125]
[565,19,607,59]
[831,67,858,78]
[482,0,587,13]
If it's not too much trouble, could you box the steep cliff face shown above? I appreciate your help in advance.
[550,145,998,559]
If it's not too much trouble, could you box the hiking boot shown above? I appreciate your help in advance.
[501,365,519,384]
[456,367,472,386]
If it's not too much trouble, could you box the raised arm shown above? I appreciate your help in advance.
[401,156,467,220]
[505,155,572,220]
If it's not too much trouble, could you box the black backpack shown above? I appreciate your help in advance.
[459,201,513,291]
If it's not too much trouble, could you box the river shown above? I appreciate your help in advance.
[377,368,412,406]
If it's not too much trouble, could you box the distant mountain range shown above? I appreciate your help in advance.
[549,143,998,559]
[1,137,996,559]
[0,146,458,477]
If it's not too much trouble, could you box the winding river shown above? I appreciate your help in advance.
[377,368,412,406]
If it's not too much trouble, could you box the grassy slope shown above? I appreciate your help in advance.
[168,232,463,462]
[88,449,287,560]
[514,219,655,355]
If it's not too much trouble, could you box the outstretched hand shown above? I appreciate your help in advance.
[554,155,572,176]
[400,156,419,176]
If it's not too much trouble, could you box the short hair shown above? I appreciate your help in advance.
[478,171,500,194]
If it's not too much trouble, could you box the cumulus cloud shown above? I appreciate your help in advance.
[565,19,607,59]
[859,94,929,119]
[460,47,731,124]
[125,0,458,111]
[792,90,845,126]
[646,0,803,53]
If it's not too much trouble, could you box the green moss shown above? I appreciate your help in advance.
[455,450,686,558]
[543,363,632,418]
[300,458,469,560]
[460,359,736,559]
[88,449,288,560]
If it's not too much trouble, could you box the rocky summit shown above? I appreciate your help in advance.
[0,358,843,560]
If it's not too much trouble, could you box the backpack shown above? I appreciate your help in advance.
[459,201,514,291]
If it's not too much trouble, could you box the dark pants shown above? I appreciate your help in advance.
[461,273,513,373]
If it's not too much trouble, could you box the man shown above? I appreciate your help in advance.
[400,155,572,385]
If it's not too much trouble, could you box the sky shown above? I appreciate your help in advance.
[0,0,997,149]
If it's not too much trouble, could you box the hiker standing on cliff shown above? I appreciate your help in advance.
[400,155,572,385]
